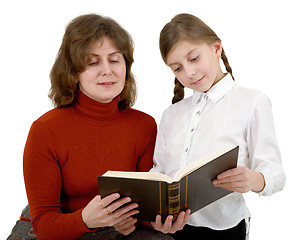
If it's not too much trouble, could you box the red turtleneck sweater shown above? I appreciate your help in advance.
[23,91,157,240]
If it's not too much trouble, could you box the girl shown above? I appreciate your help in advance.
[150,13,286,239]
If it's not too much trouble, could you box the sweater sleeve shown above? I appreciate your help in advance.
[23,121,92,240]
[136,117,157,172]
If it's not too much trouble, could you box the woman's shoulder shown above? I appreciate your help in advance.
[32,106,74,129]
[123,108,157,126]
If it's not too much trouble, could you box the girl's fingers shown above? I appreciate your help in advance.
[163,215,174,231]
[151,210,190,234]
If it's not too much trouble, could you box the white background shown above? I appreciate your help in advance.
[0,0,290,239]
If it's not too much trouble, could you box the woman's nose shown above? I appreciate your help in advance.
[101,61,112,75]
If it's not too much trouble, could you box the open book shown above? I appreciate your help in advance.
[97,146,239,222]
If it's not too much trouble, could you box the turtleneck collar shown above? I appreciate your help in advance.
[73,89,119,123]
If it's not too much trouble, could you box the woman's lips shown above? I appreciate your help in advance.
[98,82,116,87]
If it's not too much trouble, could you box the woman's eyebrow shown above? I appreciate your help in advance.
[90,51,122,57]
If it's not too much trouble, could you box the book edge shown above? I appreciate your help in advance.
[173,146,237,182]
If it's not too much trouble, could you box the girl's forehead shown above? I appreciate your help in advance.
[166,41,204,61]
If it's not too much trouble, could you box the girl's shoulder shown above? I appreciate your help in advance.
[232,83,270,103]
[164,95,193,114]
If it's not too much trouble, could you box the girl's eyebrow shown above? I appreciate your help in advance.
[185,48,198,58]
[168,48,198,66]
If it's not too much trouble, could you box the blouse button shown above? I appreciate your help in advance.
[191,128,194,132]
[185,148,189,152]
[196,111,201,115]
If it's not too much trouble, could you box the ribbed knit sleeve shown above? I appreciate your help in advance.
[136,116,157,172]
[23,120,92,240]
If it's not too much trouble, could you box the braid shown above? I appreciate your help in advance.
[172,77,185,104]
[221,48,235,80]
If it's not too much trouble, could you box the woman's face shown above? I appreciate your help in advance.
[166,40,224,93]
[78,37,126,103]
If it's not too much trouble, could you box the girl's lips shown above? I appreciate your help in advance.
[193,76,204,85]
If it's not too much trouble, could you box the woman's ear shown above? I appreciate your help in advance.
[213,40,223,58]
[73,74,79,83]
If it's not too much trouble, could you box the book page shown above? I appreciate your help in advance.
[173,146,235,181]
[103,170,173,183]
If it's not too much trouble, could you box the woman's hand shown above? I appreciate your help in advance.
[113,216,137,235]
[81,193,139,233]
[213,166,265,193]
[151,209,191,234]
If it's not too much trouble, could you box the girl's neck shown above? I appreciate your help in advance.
[204,72,227,93]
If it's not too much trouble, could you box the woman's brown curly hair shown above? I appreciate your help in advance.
[49,14,136,110]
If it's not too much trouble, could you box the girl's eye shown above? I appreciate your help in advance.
[174,66,182,72]
[190,56,199,62]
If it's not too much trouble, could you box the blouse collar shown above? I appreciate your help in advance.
[192,74,235,104]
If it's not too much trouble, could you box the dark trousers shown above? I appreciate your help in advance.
[172,220,246,240]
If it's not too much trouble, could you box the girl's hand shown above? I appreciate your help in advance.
[151,209,191,234]
[81,194,139,231]
[213,166,265,193]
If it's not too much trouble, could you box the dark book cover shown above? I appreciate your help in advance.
[97,146,239,222]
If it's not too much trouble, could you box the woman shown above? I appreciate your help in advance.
[20,13,158,240]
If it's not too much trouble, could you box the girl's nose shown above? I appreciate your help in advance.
[184,63,196,78]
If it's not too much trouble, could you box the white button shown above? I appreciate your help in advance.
[185,148,189,152]
[191,128,194,132]
[196,111,201,115]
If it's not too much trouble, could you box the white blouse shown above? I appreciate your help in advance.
[150,74,286,230]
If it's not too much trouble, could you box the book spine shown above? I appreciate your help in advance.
[168,182,180,221]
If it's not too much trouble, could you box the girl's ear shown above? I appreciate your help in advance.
[213,40,223,58]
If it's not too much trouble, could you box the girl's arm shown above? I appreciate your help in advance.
[213,166,265,193]
[213,94,286,194]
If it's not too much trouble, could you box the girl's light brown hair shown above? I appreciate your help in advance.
[159,13,234,104]
[49,14,136,110]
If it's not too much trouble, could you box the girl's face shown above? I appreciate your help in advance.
[78,37,126,103]
[166,40,225,93]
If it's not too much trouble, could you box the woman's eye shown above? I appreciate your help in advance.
[174,66,182,72]
[88,62,97,66]
[110,57,119,63]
